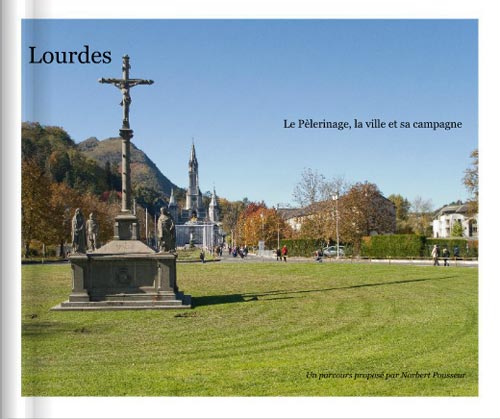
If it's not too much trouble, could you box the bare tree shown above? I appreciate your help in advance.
[293,168,326,207]
[409,196,434,236]
[293,168,349,207]
[293,168,350,243]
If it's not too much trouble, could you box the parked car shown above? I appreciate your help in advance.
[322,245,345,257]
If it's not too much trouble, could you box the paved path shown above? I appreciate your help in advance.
[23,254,477,268]
[217,252,478,267]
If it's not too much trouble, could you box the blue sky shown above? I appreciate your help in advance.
[22,19,477,209]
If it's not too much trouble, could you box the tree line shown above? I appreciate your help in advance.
[21,122,478,257]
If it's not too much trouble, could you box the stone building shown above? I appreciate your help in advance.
[173,143,224,249]
[432,203,478,238]
[179,143,206,223]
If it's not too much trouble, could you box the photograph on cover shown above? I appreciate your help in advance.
[21,19,477,396]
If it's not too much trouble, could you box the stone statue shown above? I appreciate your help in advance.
[71,208,86,253]
[99,55,154,129]
[86,213,99,251]
[158,207,176,253]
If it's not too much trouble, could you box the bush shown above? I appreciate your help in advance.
[22,241,65,258]
[361,235,426,258]
[280,239,325,257]
[360,235,478,259]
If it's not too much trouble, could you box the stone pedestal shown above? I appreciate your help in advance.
[114,213,140,240]
[53,240,191,310]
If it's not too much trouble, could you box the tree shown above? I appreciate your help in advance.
[47,182,80,257]
[463,149,478,215]
[21,159,52,257]
[339,182,396,251]
[78,192,119,245]
[235,201,268,247]
[408,196,434,236]
[219,198,247,246]
[134,185,167,215]
[293,168,326,208]
[237,206,290,248]
[388,193,413,233]
[48,150,71,183]
[451,220,464,237]
[293,168,349,242]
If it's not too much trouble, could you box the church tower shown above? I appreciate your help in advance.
[209,187,220,223]
[185,142,200,215]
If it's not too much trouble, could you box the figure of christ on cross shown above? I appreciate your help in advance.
[99,54,154,129]
[99,55,154,215]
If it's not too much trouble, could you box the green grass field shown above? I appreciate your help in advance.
[22,262,477,396]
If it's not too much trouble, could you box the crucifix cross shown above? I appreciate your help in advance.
[99,54,154,129]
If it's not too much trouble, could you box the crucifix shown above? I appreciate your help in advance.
[99,55,153,216]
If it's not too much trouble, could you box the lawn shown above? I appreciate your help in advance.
[22,262,477,396]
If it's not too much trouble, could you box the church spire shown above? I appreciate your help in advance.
[209,186,220,223]
[168,188,178,223]
[186,141,200,212]
[189,140,198,166]
[168,188,177,206]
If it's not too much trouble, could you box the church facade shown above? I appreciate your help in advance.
[169,143,224,249]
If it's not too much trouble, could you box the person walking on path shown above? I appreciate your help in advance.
[442,246,450,266]
[281,245,288,262]
[276,247,282,261]
[431,244,440,266]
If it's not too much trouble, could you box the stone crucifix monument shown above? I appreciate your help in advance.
[99,55,153,239]
[53,55,191,310]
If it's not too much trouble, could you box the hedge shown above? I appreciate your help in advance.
[280,239,325,257]
[361,235,478,258]
[361,235,426,258]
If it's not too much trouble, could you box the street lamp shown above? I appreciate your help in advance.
[332,193,340,259]
[260,212,264,242]
[260,212,265,258]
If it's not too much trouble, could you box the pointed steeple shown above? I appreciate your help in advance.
[168,188,177,206]
[186,140,200,212]
[168,188,178,223]
[209,186,220,223]
[210,187,218,206]
[189,139,198,167]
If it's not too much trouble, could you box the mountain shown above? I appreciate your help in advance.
[78,137,179,198]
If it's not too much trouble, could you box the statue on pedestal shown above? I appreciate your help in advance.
[158,207,176,253]
[71,208,86,254]
[86,213,99,251]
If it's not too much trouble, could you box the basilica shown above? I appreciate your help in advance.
[168,143,224,249]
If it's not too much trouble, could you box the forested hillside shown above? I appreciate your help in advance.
[77,136,178,198]
[21,122,180,257]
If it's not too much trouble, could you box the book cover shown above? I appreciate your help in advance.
[3,1,499,418]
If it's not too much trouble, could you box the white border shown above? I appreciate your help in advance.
[2,0,23,418]
[3,0,499,418]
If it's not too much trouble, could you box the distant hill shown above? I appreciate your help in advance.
[78,137,179,198]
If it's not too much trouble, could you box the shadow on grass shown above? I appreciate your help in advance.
[22,320,95,337]
[194,276,456,307]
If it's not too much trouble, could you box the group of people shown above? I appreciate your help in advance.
[431,244,460,266]
[229,245,248,258]
[214,246,223,257]
[275,245,288,262]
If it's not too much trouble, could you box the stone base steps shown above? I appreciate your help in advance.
[52,293,191,311]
